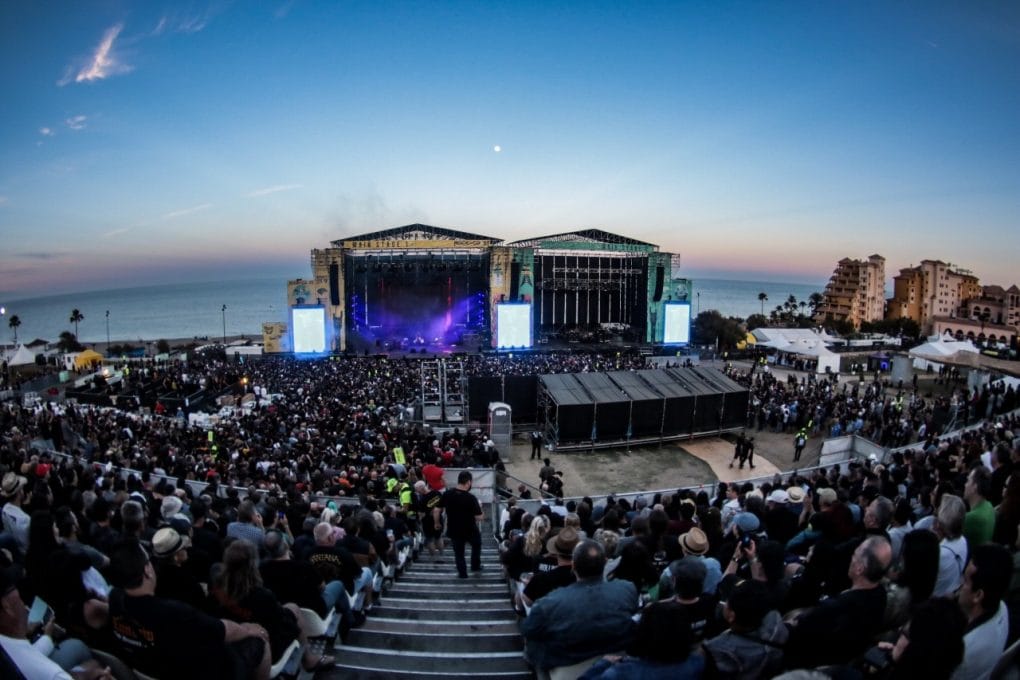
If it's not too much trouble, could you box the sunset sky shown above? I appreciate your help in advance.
[1,1,1018,299]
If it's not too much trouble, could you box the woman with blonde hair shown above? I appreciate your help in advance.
[523,514,551,559]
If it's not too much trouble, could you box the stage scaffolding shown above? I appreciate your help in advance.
[534,253,648,329]
[420,359,468,424]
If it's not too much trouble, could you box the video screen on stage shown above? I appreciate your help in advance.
[663,302,691,344]
[291,306,327,353]
[497,303,532,349]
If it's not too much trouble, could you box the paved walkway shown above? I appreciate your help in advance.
[680,436,780,483]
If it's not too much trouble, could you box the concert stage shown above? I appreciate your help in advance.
[280,224,694,357]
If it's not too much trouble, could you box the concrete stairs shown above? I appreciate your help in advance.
[321,527,531,679]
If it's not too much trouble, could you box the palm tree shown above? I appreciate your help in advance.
[808,292,824,315]
[758,292,768,316]
[8,314,20,344]
[69,308,84,339]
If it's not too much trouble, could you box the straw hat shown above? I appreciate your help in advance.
[152,527,191,559]
[679,527,709,556]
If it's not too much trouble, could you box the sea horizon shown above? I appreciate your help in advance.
[1,276,824,346]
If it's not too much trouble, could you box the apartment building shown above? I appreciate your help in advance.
[885,260,981,334]
[813,254,886,329]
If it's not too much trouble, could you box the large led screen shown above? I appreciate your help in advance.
[291,307,326,353]
[496,303,532,349]
[663,302,691,345]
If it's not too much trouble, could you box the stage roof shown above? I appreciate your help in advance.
[506,228,657,250]
[540,373,592,406]
[573,372,630,404]
[331,223,501,247]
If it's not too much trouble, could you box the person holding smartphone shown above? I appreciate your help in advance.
[0,566,113,679]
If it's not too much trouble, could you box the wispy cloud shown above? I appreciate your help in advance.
[247,184,303,197]
[39,127,55,137]
[0,196,8,206]
[103,227,131,238]
[151,8,218,36]
[161,203,212,220]
[65,115,88,130]
[59,24,132,86]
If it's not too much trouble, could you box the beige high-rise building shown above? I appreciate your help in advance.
[813,254,886,329]
[886,259,981,334]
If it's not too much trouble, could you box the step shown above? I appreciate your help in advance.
[386,588,508,601]
[390,579,508,591]
[346,628,523,653]
[397,572,506,585]
[360,619,521,636]
[368,605,516,621]
[320,666,531,679]
[328,645,530,674]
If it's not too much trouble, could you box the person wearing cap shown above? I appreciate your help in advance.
[151,527,205,610]
[1,472,31,555]
[522,527,580,606]
[522,540,638,673]
[764,489,798,546]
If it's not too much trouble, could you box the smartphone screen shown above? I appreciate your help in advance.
[28,597,52,625]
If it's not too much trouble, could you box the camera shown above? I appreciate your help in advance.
[740,533,754,549]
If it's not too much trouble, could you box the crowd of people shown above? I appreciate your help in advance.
[726,363,1017,449]
[3,348,1020,678]
[503,410,1020,678]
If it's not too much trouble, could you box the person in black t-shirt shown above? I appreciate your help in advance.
[415,481,446,562]
[441,471,483,579]
[106,539,269,680]
[522,527,579,605]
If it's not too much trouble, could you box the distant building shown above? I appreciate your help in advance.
[932,283,1020,347]
[886,260,981,334]
[813,254,885,329]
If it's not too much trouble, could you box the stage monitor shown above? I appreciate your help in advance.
[291,306,327,353]
[496,303,532,349]
[663,302,691,345]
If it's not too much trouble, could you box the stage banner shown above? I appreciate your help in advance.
[489,247,513,347]
[340,238,493,249]
[310,249,345,352]
[516,248,535,304]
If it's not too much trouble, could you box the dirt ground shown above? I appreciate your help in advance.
[502,358,957,498]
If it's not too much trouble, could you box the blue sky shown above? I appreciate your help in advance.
[1,1,1018,298]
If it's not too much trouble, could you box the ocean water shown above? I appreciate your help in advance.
[691,278,823,321]
[1,277,822,345]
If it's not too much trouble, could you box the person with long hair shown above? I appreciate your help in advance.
[607,541,659,598]
[884,529,939,628]
[210,539,334,672]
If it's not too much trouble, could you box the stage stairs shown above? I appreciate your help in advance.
[321,521,530,679]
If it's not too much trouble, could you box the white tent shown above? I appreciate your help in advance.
[786,339,841,374]
[909,338,979,370]
[7,344,37,367]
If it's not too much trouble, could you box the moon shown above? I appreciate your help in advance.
[493,145,502,153]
